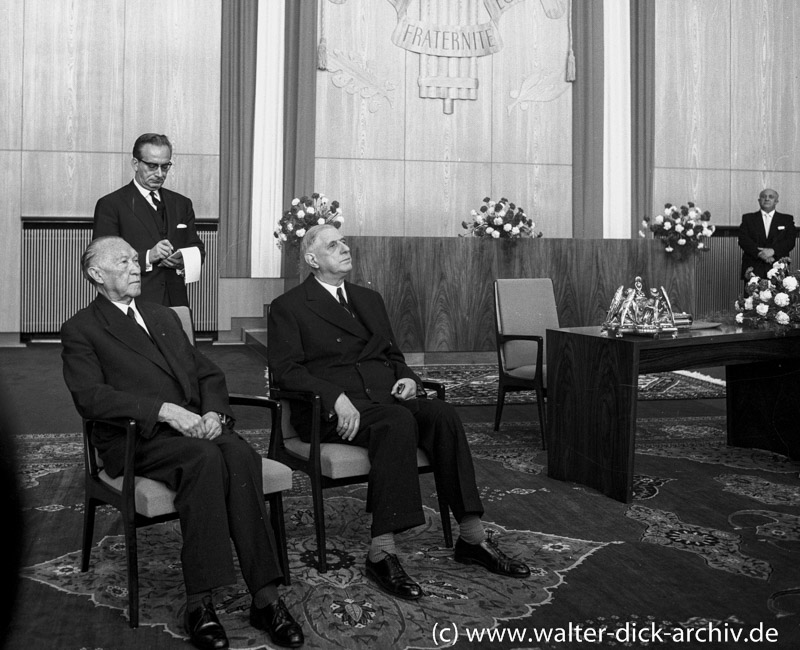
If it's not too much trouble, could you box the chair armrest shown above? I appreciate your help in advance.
[498,334,544,344]
[420,379,446,401]
[267,388,323,470]
[83,417,137,510]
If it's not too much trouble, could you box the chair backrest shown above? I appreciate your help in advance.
[494,278,560,370]
[170,305,195,345]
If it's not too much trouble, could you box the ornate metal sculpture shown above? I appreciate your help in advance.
[602,277,682,338]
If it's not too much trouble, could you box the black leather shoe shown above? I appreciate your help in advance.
[454,537,531,578]
[365,553,423,601]
[250,597,304,648]
[184,598,229,650]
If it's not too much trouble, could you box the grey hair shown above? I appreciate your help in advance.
[300,224,338,269]
[81,236,124,285]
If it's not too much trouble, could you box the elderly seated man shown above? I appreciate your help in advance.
[61,236,304,649]
[268,224,530,601]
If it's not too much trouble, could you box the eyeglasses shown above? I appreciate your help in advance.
[136,158,173,172]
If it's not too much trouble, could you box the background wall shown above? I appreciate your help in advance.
[313,0,573,240]
[0,0,221,340]
[654,0,800,225]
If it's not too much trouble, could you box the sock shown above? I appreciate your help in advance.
[187,590,213,613]
[458,514,486,545]
[253,582,280,609]
[368,532,397,562]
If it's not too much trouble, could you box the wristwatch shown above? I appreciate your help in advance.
[216,412,230,427]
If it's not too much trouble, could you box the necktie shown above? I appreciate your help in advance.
[150,191,166,234]
[337,287,353,317]
[127,307,152,341]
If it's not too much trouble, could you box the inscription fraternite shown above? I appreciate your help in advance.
[387,0,567,114]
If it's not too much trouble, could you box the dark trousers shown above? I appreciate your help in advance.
[319,399,484,537]
[132,429,283,595]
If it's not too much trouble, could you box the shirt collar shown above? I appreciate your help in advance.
[133,178,159,201]
[762,210,775,219]
[314,276,346,301]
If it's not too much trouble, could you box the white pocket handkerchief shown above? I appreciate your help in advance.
[177,223,188,229]
[778,226,785,230]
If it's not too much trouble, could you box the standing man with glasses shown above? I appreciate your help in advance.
[93,133,205,307]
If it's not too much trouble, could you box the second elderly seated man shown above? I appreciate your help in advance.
[267,224,530,601]
[61,236,304,649]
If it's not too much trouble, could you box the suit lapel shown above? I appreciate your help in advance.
[94,296,176,380]
[303,275,371,340]
[124,182,163,243]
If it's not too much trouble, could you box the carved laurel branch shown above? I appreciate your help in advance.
[508,66,569,114]
[326,49,397,113]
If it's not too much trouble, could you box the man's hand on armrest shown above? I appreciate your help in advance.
[158,402,206,438]
[334,393,360,442]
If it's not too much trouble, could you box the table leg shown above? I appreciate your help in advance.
[547,331,639,502]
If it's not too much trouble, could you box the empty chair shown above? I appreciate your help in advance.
[493,278,560,448]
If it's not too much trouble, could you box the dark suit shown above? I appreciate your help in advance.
[738,211,796,279]
[61,295,282,595]
[93,181,205,306]
[268,275,483,537]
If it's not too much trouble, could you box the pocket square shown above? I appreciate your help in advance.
[778,226,785,230]
[177,223,188,229]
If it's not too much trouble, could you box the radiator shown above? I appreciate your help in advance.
[21,222,218,335]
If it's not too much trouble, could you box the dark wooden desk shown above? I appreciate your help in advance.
[546,325,800,502]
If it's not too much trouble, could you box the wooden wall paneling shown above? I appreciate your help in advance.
[730,170,800,221]
[315,0,405,160]
[491,162,572,238]
[349,237,428,351]
[0,152,21,334]
[651,168,732,225]
[490,0,572,166]
[423,238,497,351]
[123,0,221,156]
[22,0,125,152]
[731,0,800,172]
[0,0,23,149]
[166,154,220,220]
[314,158,405,236]
[346,237,695,352]
[404,161,491,237]
[654,0,731,169]
[21,152,121,218]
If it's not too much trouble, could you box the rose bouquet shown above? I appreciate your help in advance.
[461,197,542,240]
[640,202,714,259]
[735,258,800,330]
[274,193,342,249]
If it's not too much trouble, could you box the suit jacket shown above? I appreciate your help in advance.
[93,181,205,306]
[738,211,796,279]
[267,274,420,422]
[61,295,232,477]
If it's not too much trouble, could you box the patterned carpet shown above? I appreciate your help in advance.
[13,416,800,650]
[410,366,726,404]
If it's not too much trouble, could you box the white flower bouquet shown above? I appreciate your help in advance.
[274,193,343,249]
[640,202,715,259]
[461,197,542,240]
[736,258,800,329]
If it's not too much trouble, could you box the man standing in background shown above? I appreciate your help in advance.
[93,133,204,307]
[738,189,796,280]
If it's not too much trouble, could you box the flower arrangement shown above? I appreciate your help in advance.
[274,193,342,249]
[735,258,800,330]
[640,202,715,259]
[460,197,542,240]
